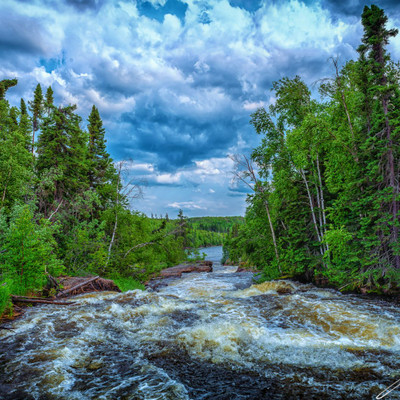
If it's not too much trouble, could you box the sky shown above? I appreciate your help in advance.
[1,0,400,217]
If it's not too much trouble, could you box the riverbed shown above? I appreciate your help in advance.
[1,246,400,399]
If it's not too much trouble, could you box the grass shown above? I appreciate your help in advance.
[111,276,145,292]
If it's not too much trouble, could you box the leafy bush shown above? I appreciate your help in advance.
[0,205,64,296]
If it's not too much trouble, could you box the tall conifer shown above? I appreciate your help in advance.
[28,84,43,154]
[358,5,400,269]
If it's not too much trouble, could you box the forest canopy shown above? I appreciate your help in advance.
[224,5,400,294]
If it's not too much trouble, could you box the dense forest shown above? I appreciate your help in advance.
[187,216,244,247]
[224,5,400,294]
[0,80,240,317]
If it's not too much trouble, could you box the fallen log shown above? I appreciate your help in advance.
[11,296,76,305]
[56,276,99,298]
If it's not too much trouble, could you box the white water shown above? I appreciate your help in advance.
[1,246,400,399]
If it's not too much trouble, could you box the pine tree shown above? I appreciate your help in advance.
[20,99,27,115]
[87,105,118,212]
[0,81,32,209]
[87,105,109,187]
[19,99,31,152]
[28,84,43,154]
[36,104,89,216]
[44,86,54,114]
[358,5,400,270]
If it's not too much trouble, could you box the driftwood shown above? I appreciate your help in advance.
[11,296,76,305]
[56,276,99,298]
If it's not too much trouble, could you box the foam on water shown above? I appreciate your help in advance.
[1,250,400,399]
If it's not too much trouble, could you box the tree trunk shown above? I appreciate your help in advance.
[301,169,325,259]
[264,200,281,274]
[105,164,122,269]
[316,155,328,252]
[382,95,400,269]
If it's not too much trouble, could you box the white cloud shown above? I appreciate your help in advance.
[167,201,206,210]
[194,157,234,176]
[30,66,66,87]
[155,172,182,184]
[146,0,168,9]
[243,100,267,111]
[125,162,155,172]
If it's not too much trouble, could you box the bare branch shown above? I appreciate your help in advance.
[47,200,63,221]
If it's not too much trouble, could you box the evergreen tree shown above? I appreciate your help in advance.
[19,99,32,152]
[44,86,54,114]
[87,105,118,212]
[20,98,27,115]
[36,104,89,216]
[87,105,109,187]
[225,5,400,292]
[357,5,400,270]
[0,81,32,209]
[28,83,43,154]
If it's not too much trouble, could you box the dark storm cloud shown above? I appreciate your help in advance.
[0,13,48,56]
[121,104,248,171]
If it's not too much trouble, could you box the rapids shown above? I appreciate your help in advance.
[1,246,400,399]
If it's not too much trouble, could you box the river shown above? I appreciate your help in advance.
[1,246,400,399]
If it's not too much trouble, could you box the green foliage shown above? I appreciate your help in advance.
[36,104,89,215]
[28,83,43,137]
[110,275,145,292]
[44,86,54,111]
[63,219,108,275]
[0,77,194,318]
[0,79,17,100]
[225,5,400,294]
[185,216,244,248]
[0,94,32,210]
[0,281,12,317]
[0,205,63,296]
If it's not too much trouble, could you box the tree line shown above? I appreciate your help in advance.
[224,5,400,294]
[186,216,244,247]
